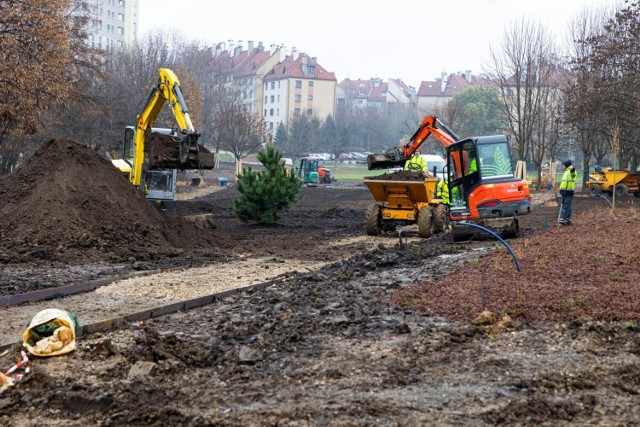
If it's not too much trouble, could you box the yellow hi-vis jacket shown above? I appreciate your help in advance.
[404,154,427,172]
[437,179,449,204]
[559,167,576,192]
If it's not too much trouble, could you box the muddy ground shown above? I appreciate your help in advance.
[1,141,639,425]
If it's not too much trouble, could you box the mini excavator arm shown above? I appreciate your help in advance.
[367,115,459,170]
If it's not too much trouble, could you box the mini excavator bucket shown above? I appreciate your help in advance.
[367,148,405,170]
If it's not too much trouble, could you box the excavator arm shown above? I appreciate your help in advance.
[131,68,201,187]
[367,115,459,170]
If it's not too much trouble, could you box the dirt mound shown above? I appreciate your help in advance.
[0,139,222,264]
[365,170,427,181]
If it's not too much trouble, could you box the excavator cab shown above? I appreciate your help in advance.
[447,135,531,224]
[119,126,177,201]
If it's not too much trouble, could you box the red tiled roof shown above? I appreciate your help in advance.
[264,53,336,82]
[337,78,386,99]
[418,73,489,97]
[233,50,273,77]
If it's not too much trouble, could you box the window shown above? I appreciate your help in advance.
[264,109,267,116]
[294,108,301,115]
[277,108,279,116]
[307,95,313,101]
[118,13,124,21]
[277,95,280,102]
[307,109,313,115]
[295,80,302,88]
[270,95,275,103]
[264,83,268,90]
[478,142,514,178]
[307,65,315,74]
[308,81,314,87]
[270,109,274,116]
[119,0,125,6]
[264,96,267,104]
[271,82,275,89]
[117,26,124,35]
[294,95,301,102]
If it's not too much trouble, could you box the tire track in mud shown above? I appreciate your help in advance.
[0,257,329,350]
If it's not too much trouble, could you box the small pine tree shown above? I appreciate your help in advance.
[233,145,302,224]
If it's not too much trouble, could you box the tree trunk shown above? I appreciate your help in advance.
[235,158,243,181]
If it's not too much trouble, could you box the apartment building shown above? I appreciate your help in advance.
[262,48,337,133]
[70,0,139,51]
[218,41,285,115]
[336,77,416,111]
[417,70,489,112]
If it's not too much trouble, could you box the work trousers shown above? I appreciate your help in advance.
[559,190,574,222]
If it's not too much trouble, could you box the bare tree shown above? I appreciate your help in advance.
[586,2,640,170]
[286,114,317,162]
[564,3,618,186]
[214,106,267,176]
[487,17,557,163]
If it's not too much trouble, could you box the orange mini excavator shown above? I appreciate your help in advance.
[366,115,532,239]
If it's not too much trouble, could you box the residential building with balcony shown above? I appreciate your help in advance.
[336,78,415,112]
[262,48,337,133]
[222,41,287,115]
[70,0,138,51]
[417,70,488,113]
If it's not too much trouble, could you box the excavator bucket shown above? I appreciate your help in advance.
[367,148,405,170]
[145,132,216,170]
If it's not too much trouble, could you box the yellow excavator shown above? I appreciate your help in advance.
[113,68,215,204]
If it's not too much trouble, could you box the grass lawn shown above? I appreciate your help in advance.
[330,164,382,180]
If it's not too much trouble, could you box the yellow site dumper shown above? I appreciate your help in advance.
[363,173,447,238]
[587,166,640,198]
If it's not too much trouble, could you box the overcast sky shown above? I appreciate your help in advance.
[138,0,619,89]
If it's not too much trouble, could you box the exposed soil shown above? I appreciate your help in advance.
[0,139,227,265]
[1,139,640,426]
[365,170,428,181]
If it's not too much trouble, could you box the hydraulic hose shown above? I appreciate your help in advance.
[455,222,521,272]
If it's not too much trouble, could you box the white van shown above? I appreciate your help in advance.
[421,154,447,180]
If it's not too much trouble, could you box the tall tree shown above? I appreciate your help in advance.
[487,17,557,163]
[0,0,101,173]
[214,105,267,176]
[448,87,505,138]
[564,3,617,185]
[586,2,640,169]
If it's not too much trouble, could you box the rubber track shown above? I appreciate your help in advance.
[0,276,285,353]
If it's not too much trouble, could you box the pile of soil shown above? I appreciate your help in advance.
[365,170,427,181]
[0,139,223,264]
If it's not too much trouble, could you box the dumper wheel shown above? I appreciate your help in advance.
[432,204,448,234]
[365,204,382,236]
[614,183,629,198]
[417,206,434,238]
[589,184,602,196]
